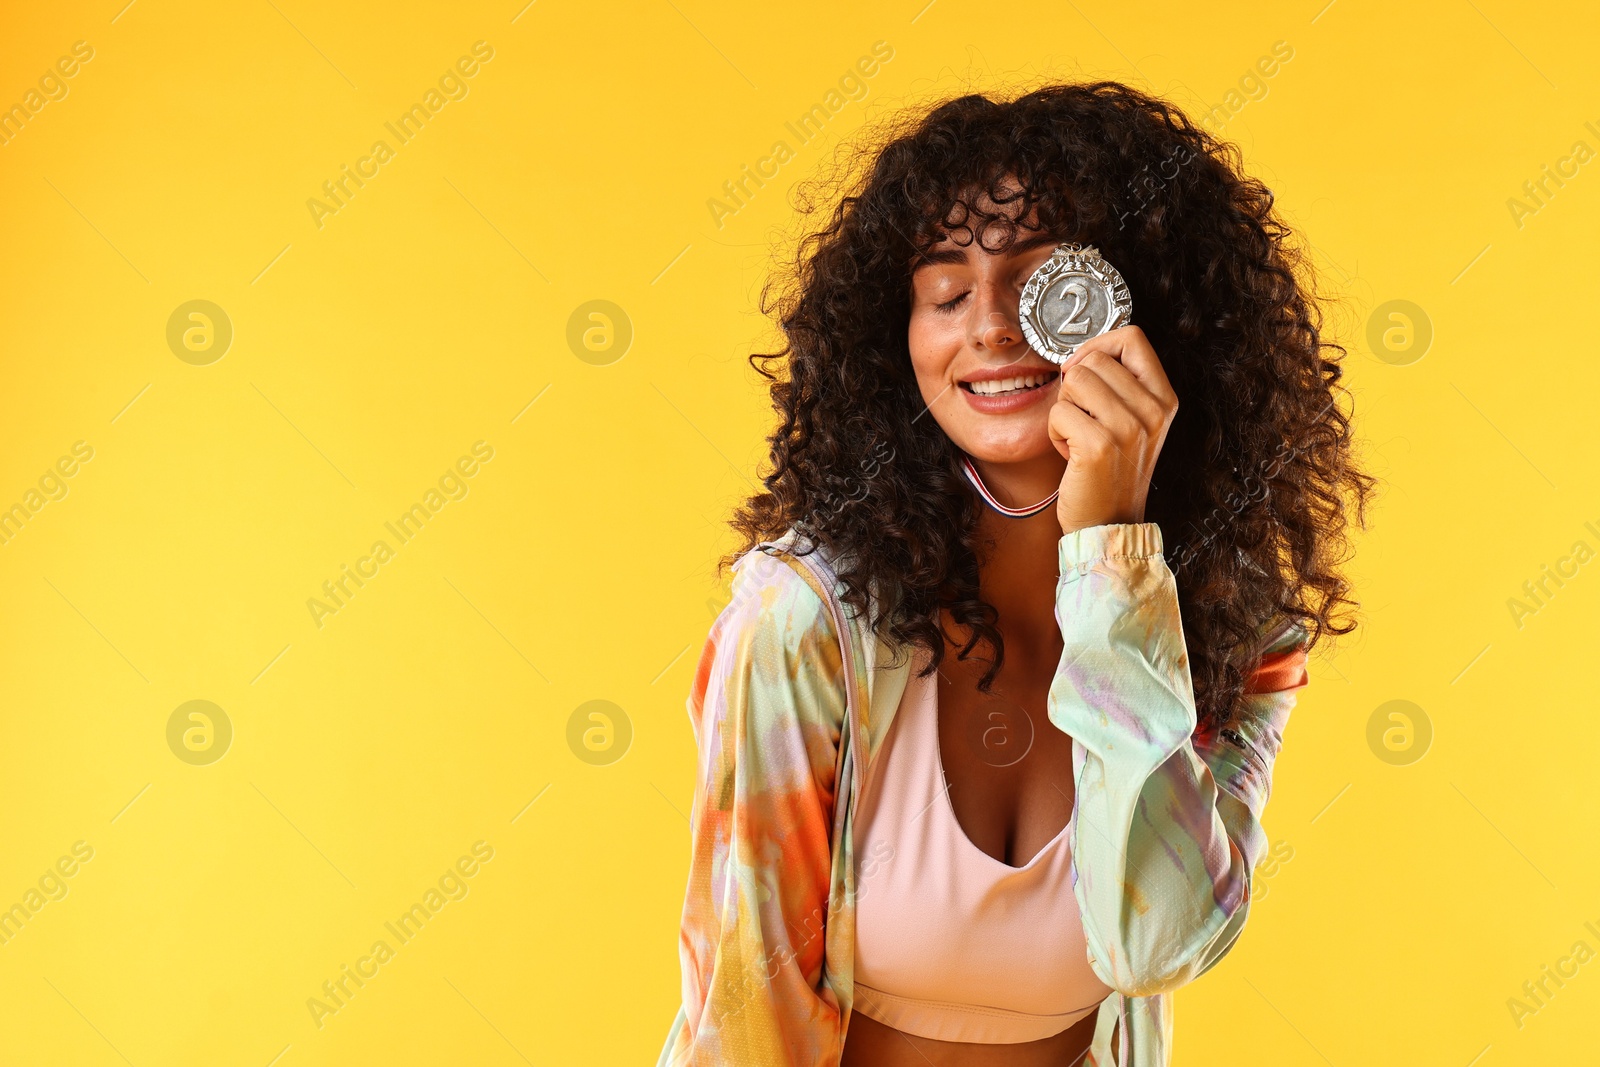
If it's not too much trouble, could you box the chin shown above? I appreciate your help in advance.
[949,415,1055,465]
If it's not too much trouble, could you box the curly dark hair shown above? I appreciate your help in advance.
[723,81,1376,732]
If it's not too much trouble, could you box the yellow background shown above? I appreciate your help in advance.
[1,1,1596,1064]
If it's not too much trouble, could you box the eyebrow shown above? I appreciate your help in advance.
[911,230,1060,273]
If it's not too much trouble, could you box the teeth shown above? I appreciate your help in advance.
[968,373,1053,396]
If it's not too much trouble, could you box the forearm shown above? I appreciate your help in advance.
[1051,522,1288,995]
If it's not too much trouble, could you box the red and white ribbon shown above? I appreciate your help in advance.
[960,454,1059,519]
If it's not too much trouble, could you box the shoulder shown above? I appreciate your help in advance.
[714,544,844,679]
[692,545,850,761]
[728,544,834,624]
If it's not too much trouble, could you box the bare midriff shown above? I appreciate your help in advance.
[840,1007,1098,1067]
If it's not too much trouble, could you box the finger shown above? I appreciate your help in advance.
[1055,366,1154,481]
[1065,350,1165,426]
[1048,398,1113,465]
[1067,326,1177,407]
[1058,361,1143,440]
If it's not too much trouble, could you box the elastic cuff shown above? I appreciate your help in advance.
[1058,522,1165,577]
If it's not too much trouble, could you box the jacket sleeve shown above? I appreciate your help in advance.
[1050,523,1309,998]
[662,549,850,1067]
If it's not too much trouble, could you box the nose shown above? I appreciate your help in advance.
[966,284,1024,354]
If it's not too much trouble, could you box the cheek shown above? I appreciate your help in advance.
[906,312,960,406]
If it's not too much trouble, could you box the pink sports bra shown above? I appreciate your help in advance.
[851,648,1111,1044]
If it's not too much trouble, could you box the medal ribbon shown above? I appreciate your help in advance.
[960,454,1059,519]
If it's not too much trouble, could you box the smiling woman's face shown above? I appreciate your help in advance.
[907,187,1066,468]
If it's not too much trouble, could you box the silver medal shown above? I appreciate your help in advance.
[1017,243,1133,364]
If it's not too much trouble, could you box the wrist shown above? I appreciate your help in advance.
[1055,500,1147,537]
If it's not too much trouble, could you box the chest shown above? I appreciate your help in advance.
[931,634,1078,869]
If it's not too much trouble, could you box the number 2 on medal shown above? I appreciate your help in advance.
[1053,280,1091,337]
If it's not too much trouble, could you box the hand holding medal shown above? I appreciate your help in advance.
[1020,244,1178,535]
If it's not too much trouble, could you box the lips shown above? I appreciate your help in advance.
[957,369,1059,415]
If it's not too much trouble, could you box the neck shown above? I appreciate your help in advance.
[964,453,1069,674]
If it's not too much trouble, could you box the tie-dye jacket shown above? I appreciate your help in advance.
[658,522,1310,1067]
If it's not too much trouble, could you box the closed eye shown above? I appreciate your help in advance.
[934,292,968,313]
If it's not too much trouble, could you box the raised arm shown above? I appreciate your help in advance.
[1050,522,1309,997]
[660,549,849,1067]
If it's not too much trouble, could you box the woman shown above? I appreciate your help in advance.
[659,82,1372,1067]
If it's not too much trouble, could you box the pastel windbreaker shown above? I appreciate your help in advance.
[658,521,1310,1067]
